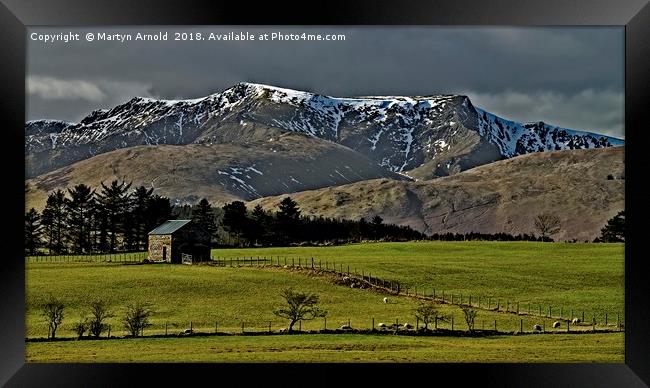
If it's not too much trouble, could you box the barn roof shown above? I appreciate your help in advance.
[148,219,192,235]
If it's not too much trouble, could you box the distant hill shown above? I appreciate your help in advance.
[25,132,405,210]
[248,146,624,242]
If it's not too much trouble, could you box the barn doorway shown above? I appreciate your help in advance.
[163,246,167,261]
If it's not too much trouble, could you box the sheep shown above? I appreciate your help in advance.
[383,297,389,304]
[403,323,414,330]
[279,328,287,333]
[340,324,352,331]
[532,324,542,332]
[377,322,387,330]
[571,318,581,325]
[553,321,562,329]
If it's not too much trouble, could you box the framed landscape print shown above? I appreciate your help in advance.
[1,0,649,386]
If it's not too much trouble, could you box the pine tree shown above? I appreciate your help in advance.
[131,186,154,250]
[222,201,249,246]
[25,208,42,255]
[41,190,67,254]
[192,198,217,240]
[65,184,95,254]
[597,211,625,242]
[276,197,301,243]
[95,180,132,252]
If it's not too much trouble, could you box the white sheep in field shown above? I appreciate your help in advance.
[532,324,542,332]
[553,321,562,329]
[383,297,389,304]
[403,323,413,330]
[377,322,387,330]
[572,318,581,325]
[340,324,352,331]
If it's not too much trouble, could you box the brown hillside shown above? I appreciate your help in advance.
[249,146,624,242]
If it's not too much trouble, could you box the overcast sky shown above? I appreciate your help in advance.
[27,26,624,138]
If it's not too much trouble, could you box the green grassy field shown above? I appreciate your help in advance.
[26,332,624,363]
[26,241,624,362]
[27,262,582,339]
[215,241,624,317]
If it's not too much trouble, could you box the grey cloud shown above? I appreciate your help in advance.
[27,76,106,101]
[466,89,624,138]
[26,26,623,137]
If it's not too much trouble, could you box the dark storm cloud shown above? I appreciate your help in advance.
[27,26,624,137]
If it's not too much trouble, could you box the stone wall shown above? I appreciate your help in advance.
[148,234,172,262]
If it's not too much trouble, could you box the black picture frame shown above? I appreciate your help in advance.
[1,0,648,386]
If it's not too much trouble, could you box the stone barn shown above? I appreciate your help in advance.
[147,220,212,264]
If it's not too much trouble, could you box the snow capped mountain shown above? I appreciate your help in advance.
[25,82,623,179]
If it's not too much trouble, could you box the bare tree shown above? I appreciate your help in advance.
[461,307,478,332]
[72,317,89,340]
[88,300,114,338]
[41,296,65,340]
[273,288,327,333]
[534,213,561,241]
[123,302,153,337]
[414,302,447,331]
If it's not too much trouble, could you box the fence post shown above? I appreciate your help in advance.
[372,318,375,330]
[312,258,314,269]
[520,319,523,333]
[324,317,327,330]
[416,316,419,330]
[605,313,608,325]
[165,322,168,336]
[190,321,193,332]
[269,321,272,333]
[292,257,295,267]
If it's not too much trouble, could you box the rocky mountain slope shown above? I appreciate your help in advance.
[249,146,625,242]
[25,132,405,210]
[26,83,623,180]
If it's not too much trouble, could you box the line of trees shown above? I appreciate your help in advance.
[25,180,172,255]
[217,197,425,247]
[26,181,624,254]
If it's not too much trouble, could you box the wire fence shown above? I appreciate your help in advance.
[29,311,625,342]
[26,251,147,263]
[210,254,625,331]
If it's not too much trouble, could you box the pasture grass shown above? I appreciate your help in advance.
[26,332,624,363]
[215,241,624,316]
